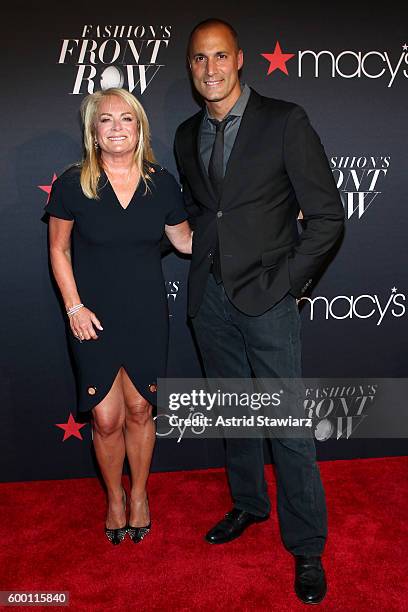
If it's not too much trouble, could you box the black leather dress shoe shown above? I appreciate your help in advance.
[205,508,269,544]
[294,556,327,604]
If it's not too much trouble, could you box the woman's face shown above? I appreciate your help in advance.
[94,95,139,157]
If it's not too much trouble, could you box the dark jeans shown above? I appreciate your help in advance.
[191,274,327,556]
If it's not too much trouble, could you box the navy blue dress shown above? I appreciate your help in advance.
[45,164,187,412]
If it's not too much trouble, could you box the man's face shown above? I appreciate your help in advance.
[189,24,243,106]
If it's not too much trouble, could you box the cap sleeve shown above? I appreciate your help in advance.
[164,172,188,226]
[44,176,74,221]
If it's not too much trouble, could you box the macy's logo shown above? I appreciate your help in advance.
[261,42,408,87]
[299,287,405,325]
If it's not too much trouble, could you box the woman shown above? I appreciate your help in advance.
[46,88,191,545]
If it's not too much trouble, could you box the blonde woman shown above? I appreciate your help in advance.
[46,88,191,544]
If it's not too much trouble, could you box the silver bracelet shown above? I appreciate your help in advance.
[67,303,84,317]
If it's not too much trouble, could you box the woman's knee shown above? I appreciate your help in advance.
[125,399,153,426]
[93,413,125,438]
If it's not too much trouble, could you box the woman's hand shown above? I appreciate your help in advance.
[69,307,103,341]
[165,220,192,254]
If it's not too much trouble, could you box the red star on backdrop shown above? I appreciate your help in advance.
[38,173,57,204]
[55,413,87,441]
[261,41,295,76]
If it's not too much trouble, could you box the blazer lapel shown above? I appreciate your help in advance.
[192,111,218,207]
[221,90,263,206]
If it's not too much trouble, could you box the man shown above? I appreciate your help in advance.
[174,19,344,604]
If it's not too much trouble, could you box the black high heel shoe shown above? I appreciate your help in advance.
[128,496,151,543]
[127,522,151,543]
[105,488,127,545]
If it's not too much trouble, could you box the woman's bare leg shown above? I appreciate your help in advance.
[92,370,126,529]
[122,367,155,526]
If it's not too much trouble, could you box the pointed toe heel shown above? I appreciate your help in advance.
[105,525,128,545]
[105,487,128,545]
[127,523,151,543]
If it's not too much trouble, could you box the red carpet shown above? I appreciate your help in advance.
[1,456,407,611]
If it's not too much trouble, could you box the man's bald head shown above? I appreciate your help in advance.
[188,18,240,57]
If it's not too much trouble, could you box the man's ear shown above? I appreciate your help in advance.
[237,49,244,71]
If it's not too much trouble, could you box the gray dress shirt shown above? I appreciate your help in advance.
[200,83,251,177]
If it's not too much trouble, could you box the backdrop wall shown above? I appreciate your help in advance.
[1,1,407,482]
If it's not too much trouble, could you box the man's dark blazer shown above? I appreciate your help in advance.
[174,88,345,317]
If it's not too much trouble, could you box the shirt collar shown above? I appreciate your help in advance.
[205,83,251,121]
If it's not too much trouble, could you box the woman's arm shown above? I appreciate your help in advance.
[49,217,103,340]
[164,220,192,255]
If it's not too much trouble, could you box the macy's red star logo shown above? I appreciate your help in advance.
[55,413,87,441]
[38,173,58,204]
[261,41,295,76]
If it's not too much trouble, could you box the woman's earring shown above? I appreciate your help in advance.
[94,139,99,149]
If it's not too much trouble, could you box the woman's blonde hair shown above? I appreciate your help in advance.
[79,88,156,199]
